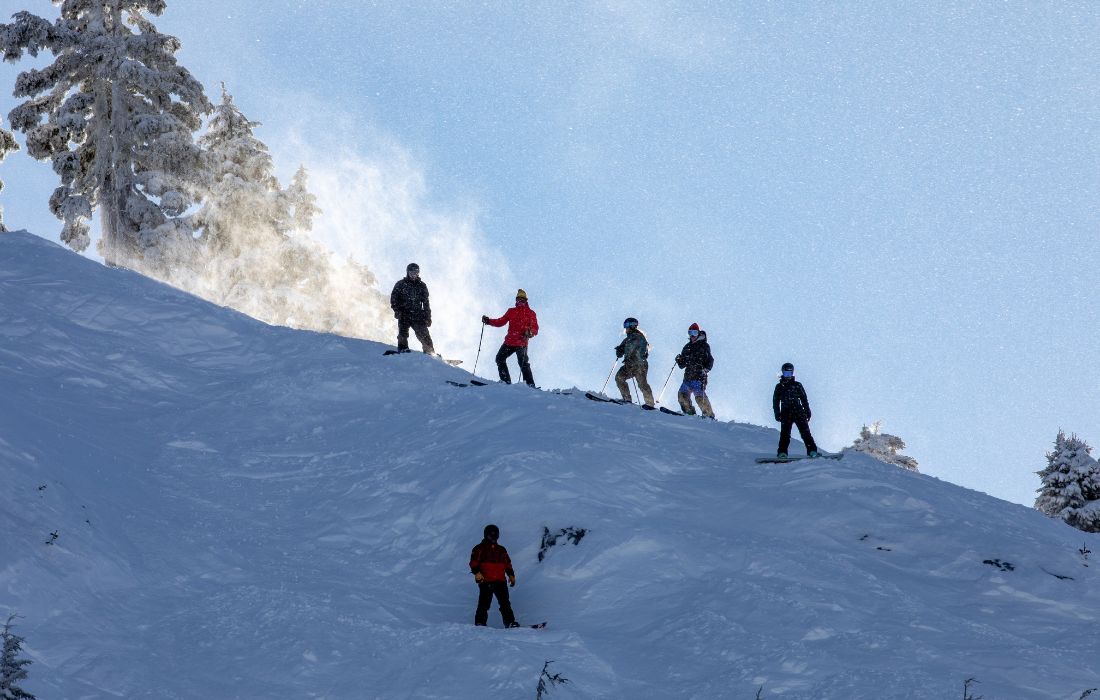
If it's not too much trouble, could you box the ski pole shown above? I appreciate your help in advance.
[600,359,618,394]
[656,361,677,405]
[473,323,485,377]
[631,377,641,405]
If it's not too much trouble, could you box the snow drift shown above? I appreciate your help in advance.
[1,232,1098,699]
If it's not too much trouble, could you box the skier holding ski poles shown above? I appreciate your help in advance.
[772,362,819,459]
[482,289,539,387]
[614,317,655,407]
[675,323,715,418]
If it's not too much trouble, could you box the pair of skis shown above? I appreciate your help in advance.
[584,392,683,416]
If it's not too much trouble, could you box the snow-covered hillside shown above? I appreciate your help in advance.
[2,231,1098,699]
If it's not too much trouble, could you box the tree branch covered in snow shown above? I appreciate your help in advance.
[0,614,35,700]
[0,118,17,232]
[1035,431,1100,533]
[848,421,919,472]
[0,1,212,264]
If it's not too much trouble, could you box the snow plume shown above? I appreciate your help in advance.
[275,135,511,362]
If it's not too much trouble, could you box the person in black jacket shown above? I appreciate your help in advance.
[675,323,715,418]
[389,263,435,354]
[772,362,819,458]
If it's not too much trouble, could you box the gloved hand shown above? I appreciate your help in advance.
[615,347,624,359]
[481,315,490,325]
[426,318,432,328]
[507,574,516,587]
[474,572,484,583]
[774,414,781,422]
[393,311,401,320]
[523,329,533,339]
[675,354,684,367]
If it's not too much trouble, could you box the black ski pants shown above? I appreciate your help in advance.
[475,581,516,627]
[778,412,817,456]
[495,344,534,386]
[397,317,434,354]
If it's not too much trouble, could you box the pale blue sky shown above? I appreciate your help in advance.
[2,1,1098,506]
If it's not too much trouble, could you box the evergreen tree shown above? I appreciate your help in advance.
[849,421,919,472]
[285,165,320,233]
[1035,431,1100,533]
[193,84,288,254]
[0,1,212,266]
[0,615,35,700]
[0,119,18,232]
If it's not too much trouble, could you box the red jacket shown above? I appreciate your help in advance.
[470,540,514,582]
[486,302,539,347]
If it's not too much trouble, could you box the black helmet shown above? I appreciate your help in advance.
[623,317,639,329]
[406,262,420,273]
[484,524,499,540]
[781,362,794,372]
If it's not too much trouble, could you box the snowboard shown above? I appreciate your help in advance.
[755,452,842,464]
[383,349,463,366]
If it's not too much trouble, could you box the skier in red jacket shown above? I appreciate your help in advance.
[469,524,519,627]
[482,289,539,386]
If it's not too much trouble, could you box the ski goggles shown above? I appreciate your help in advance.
[688,329,699,337]
[782,369,794,377]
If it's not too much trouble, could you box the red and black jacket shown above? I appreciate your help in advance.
[470,540,515,582]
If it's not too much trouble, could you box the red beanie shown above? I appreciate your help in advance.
[688,322,700,331]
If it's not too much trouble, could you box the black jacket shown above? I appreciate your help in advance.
[773,378,811,420]
[390,277,431,323]
[676,332,714,382]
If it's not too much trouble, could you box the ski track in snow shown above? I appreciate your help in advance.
[2,233,1100,699]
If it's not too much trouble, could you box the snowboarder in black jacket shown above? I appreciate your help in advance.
[389,263,435,354]
[772,362,818,458]
[675,323,715,418]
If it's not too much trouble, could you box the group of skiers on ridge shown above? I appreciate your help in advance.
[393,263,823,627]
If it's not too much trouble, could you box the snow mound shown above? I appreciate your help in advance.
[1,232,1098,699]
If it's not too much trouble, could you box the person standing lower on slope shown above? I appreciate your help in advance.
[389,263,434,355]
[470,524,520,628]
[482,289,539,386]
[614,317,655,407]
[675,323,715,418]
[772,362,819,459]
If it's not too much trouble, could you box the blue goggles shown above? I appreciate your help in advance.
[688,329,699,337]
[623,321,638,329]
[782,369,794,377]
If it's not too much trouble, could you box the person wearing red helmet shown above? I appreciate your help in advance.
[674,323,715,418]
[482,289,539,386]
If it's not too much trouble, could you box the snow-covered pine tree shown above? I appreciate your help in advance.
[1035,431,1100,533]
[0,1,212,266]
[0,615,35,700]
[285,164,320,233]
[849,421,919,472]
[0,120,18,232]
[192,84,289,255]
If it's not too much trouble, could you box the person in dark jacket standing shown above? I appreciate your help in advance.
[614,317,655,407]
[772,362,819,459]
[482,289,539,386]
[675,323,715,418]
[469,524,520,628]
[389,263,434,354]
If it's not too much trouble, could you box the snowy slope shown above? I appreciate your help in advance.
[2,231,1099,700]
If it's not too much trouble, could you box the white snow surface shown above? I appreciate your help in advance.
[2,231,1099,699]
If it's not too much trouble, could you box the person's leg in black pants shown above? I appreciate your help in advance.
[495,344,517,383]
[515,346,535,386]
